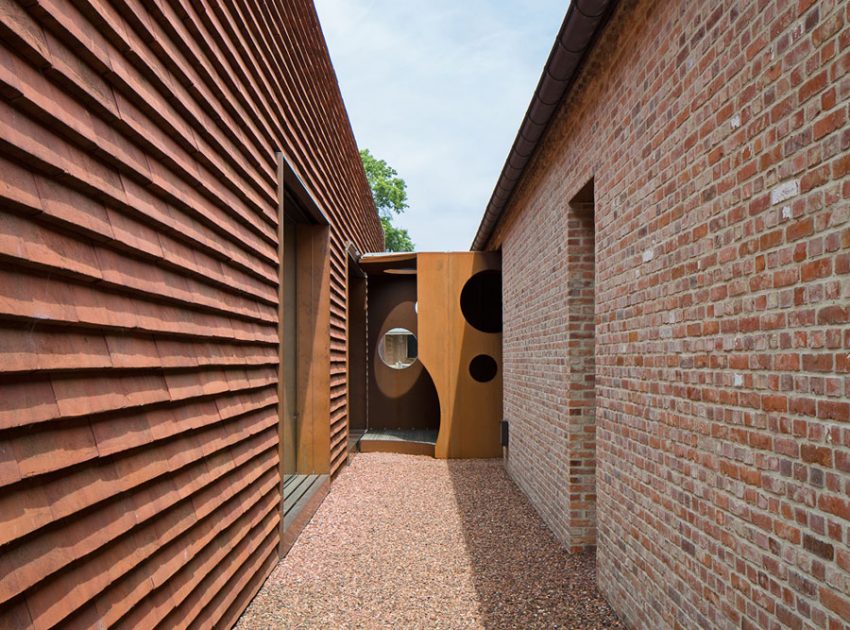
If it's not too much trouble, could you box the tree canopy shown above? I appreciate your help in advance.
[360,149,414,252]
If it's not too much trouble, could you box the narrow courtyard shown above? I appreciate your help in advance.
[237,454,623,629]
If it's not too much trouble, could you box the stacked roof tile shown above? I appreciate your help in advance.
[0,0,382,626]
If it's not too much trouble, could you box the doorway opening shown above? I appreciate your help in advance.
[346,246,368,453]
[359,253,441,456]
[277,156,332,555]
[565,178,596,549]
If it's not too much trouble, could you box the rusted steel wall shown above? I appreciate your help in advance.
[0,0,382,626]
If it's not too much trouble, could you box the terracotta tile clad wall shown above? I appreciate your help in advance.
[277,1,384,473]
[0,0,382,626]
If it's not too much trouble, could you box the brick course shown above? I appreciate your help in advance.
[487,0,850,627]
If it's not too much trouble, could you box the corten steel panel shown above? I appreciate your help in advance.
[0,0,381,627]
[367,275,441,433]
[417,252,503,459]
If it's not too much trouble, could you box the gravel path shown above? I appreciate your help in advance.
[237,453,623,629]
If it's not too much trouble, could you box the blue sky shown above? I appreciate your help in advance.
[314,1,568,251]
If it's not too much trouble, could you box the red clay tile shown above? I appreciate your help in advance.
[0,155,42,213]
[0,438,22,490]
[90,111,152,180]
[90,407,154,457]
[246,366,277,388]
[153,338,199,368]
[0,0,52,63]
[163,433,206,474]
[198,368,230,396]
[0,41,23,99]
[82,291,138,330]
[231,430,277,470]
[33,175,115,240]
[11,47,97,145]
[0,480,54,550]
[224,368,251,391]
[150,498,197,552]
[42,31,117,115]
[11,421,98,478]
[131,473,184,524]
[33,330,112,371]
[111,447,170,493]
[104,334,160,368]
[106,211,162,261]
[149,521,211,590]
[0,502,130,602]
[26,551,108,629]
[0,0,384,624]
[0,380,60,429]
[166,398,219,435]
[0,600,32,628]
[43,463,118,522]
[51,375,128,418]
[0,212,102,279]
[0,270,80,326]
[0,328,37,373]
[40,0,113,68]
[8,545,81,618]
[163,370,204,402]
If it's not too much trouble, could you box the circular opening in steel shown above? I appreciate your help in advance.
[469,354,498,383]
[460,270,502,333]
[378,327,418,369]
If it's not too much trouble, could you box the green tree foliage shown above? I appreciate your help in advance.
[380,215,414,252]
[360,149,414,252]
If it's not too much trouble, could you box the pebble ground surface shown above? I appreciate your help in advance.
[237,453,624,629]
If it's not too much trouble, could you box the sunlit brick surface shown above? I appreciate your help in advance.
[492,1,850,627]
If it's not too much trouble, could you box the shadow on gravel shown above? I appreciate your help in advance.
[446,459,624,629]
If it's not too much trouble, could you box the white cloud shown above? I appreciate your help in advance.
[314,0,568,251]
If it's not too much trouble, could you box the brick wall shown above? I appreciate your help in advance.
[490,0,850,627]
[0,0,381,627]
[501,184,573,545]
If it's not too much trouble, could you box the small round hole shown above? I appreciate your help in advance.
[469,354,498,383]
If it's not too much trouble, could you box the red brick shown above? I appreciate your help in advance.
[818,400,850,421]
[801,258,833,281]
[762,395,788,412]
[813,109,846,140]
[786,217,814,241]
[817,306,849,324]
[800,444,832,467]
[818,495,850,520]
[820,587,850,623]
[803,354,834,372]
